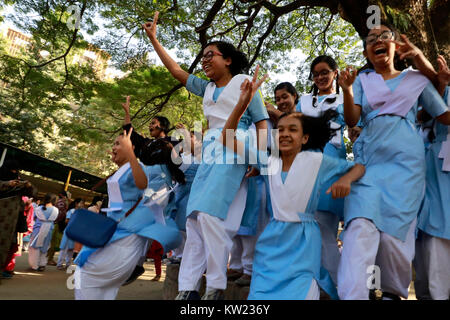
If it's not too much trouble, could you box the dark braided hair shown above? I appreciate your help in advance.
[276,110,340,152]
[205,41,249,76]
[309,55,340,108]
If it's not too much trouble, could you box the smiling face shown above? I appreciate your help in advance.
[111,135,128,166]
[364,25,396,68]
[148,118,165,138]
[275,88,297,113]
[312,62,337,94]
[276,114,309,156]
[201,44,231,82]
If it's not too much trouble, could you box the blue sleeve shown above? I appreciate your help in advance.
[296,100,302,112]
[419,82,448,118]
[186,74,210,98]
[320,154,355,184]
[444,86,449,105]
[247,89,269,123]
[353,76,363,106]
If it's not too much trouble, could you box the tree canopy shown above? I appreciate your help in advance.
[0,0,448,175]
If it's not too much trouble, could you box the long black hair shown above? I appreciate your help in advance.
[42,193,57,211]
[276,110,339,152]
[309,55,340,108]
[205,41,249,76]
[359,20,408,74]
[274,82,299,105]
[153,116,171,134]
[68,198,83,210]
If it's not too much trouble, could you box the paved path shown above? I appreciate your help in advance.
[0,249,417,300]
[0,250,165,300]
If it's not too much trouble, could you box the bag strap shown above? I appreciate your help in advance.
[124,196,143,218]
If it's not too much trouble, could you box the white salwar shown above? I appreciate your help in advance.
[337,218,416,300]
[178,179,248,291]
[74,234,146,300]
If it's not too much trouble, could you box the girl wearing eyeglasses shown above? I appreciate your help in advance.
[337,21,450,300]
[294,55,348,288]
[142,12,269,300]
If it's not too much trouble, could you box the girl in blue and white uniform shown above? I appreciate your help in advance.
[28,193,59,271]
[296,55,347,286]
[143,12,268,300]
[74,129,182,300]
[337,22,450,300]
[415,55,450,300]
[57,198,84,270]
[221,68,366,300]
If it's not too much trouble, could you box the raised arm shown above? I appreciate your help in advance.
[121,128,148,190]
[122,95,131,125]
[393,35,438,85]
[142,12,189,86]
[338,66,361,127]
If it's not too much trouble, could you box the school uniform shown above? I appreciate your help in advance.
[338,68,448,300]
[177,74,268,292]
[57,208,76,268]
[74,162,181,300]
[28,206,59,270]
[248,151,355,300]
[229,175,269,277]
[297,93,346,285]
[415,86,450,300]
[167,153,201,259]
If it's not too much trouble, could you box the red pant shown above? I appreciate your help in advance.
[146,241,163,276]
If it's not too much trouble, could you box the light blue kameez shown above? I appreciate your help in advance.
[344,70,448,241]
[297,96,347,217]
[418,86,450,240]
[184,75,268,220]
[29,206,58,254]
[248,152,354,300]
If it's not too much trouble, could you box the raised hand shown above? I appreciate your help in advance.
[238,65,269,108]
[392,34,422,60]
[338,66,357,91]
[437,55,450,87]
[142,11,159,40]
[121,128,135,159]
[122,96,131,114]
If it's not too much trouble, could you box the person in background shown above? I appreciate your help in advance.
[0,160,35,281]
[22,196,35,251]
[88,196,103,213]
[28,193,59,272]
[47,190,69,266]
[57,198,85,270]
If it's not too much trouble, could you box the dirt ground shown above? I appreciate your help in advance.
[0,249,418,300]
[0,250,165,300]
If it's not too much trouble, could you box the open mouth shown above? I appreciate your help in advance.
[374,47,387,56]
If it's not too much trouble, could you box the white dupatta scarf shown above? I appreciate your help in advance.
[268,151,323,222]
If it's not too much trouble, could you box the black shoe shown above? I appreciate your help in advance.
[122,265,145,286]
[175,291,201,300]
[201,289,225,300]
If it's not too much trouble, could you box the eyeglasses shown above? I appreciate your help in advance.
[312,69,333,79]
[201,50,223,62]
[365,30,394,45]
